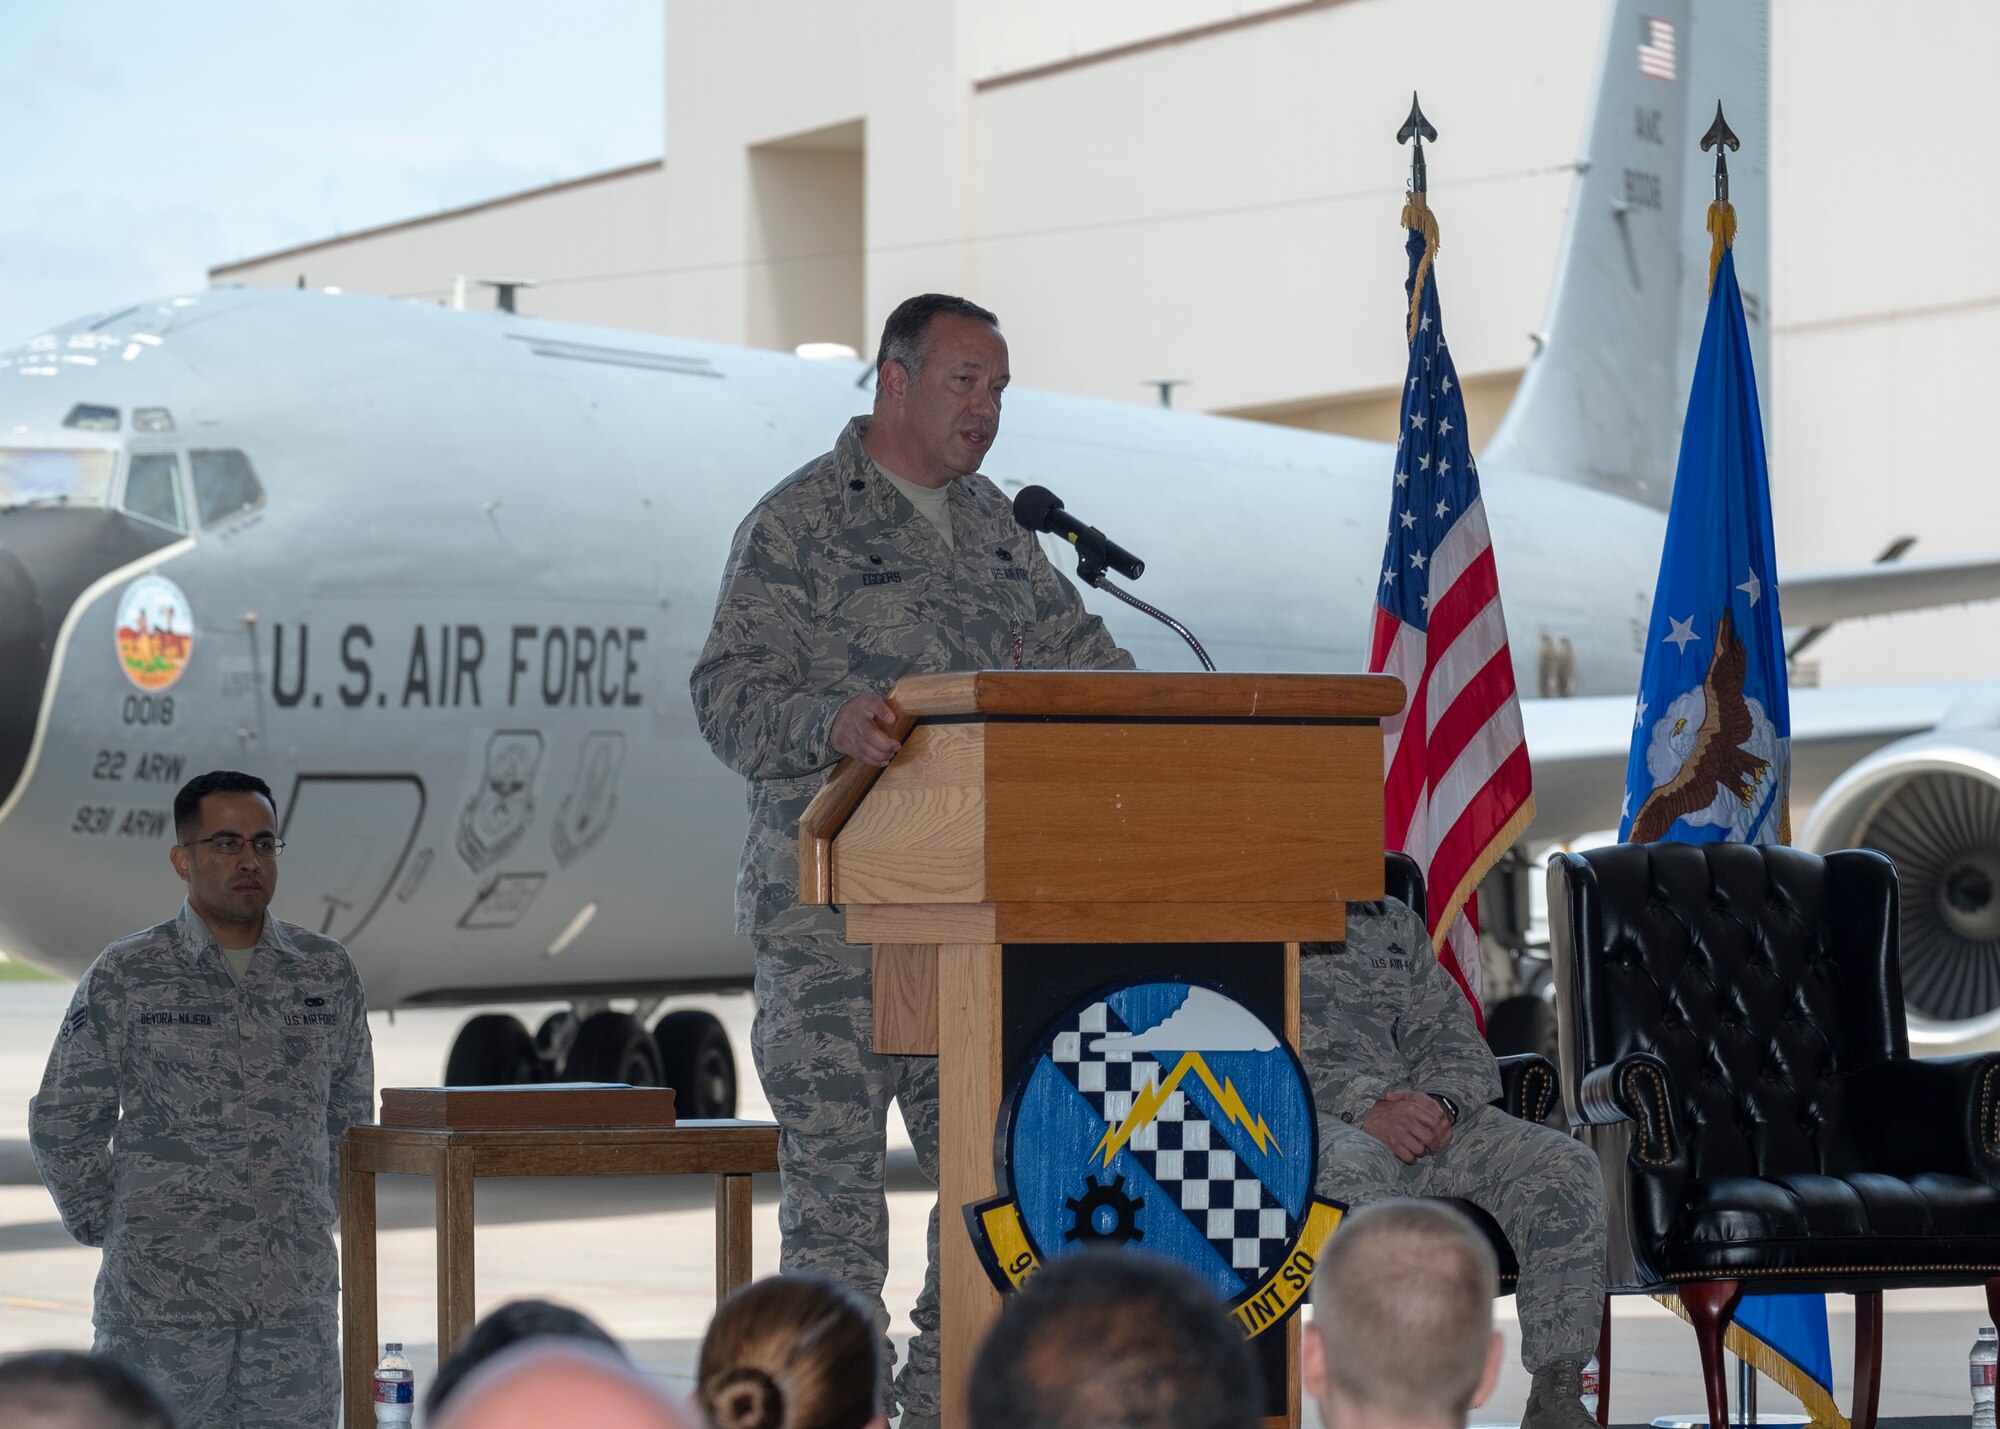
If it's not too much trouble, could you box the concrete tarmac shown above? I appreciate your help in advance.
[0,981,1985,1424]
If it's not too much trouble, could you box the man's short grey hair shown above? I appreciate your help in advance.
[1311,1201,1497,1420]
[874,292,999,381]
[0,1350,176,1428]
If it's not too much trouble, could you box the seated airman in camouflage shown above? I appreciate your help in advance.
[1303,899,1606,1429]
[29,770,373,1429]
[691,293,1133,1427]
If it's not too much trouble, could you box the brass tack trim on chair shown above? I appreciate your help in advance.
[1620,1062,1675,1165]
[1523,1064,1554,1124]
[1981,1064,2000,1155]
[1669,1263,2000,1281]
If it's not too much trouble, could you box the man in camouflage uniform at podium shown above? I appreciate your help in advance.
[1304,897,1607,1428]
[692,293,1132,1426]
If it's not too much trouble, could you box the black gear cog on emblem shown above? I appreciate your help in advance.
[1063,1172,1145,1246]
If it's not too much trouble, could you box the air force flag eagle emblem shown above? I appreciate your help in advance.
[967,980,1343,1337]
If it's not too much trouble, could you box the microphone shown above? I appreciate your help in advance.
[1010,483,1215,671]
[1012,484,1145,582]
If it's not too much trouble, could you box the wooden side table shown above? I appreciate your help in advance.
[339,1118,779,1428]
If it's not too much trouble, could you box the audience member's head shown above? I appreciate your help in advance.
[431,1341,688,1429]
[695,1273,881,1429]
[426,1297,626,1419]
[969,1249,1259,1429]
[1304,1201,1503,1429]
[0,1350,175,1429]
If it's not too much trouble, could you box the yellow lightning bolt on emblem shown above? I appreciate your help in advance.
[1091,1051,1280,1167]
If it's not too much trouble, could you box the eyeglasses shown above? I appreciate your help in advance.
[183,834,286,859]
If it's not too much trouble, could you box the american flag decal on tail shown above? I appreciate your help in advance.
[1638,17,1677,81]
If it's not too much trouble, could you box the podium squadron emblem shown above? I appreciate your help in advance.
[968,981,1344,1337]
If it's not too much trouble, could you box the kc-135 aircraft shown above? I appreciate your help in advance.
[4,0,2000,1102]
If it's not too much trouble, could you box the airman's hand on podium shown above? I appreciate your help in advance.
[832,692,903,767]
[1362,1089,1454,1164]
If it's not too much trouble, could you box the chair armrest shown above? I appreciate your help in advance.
[1850,1052,2000,1180]
[1493,1053,1557,1123]
[1577,1052,1681,1166]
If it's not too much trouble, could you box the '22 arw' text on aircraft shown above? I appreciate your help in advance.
[3,0,2000,1100]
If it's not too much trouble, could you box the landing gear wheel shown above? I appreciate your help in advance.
[1064,1172,1145,1246]
[444,1013,541,1086]
[535,1010,572,1056]
[1485,992,1560,1065]
[565,1010,664,1085]
[653,1009,738,1117]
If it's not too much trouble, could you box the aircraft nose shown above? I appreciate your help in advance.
[0,544,44,810]
[0,509,183,814]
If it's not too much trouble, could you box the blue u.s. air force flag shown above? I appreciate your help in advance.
[1618,240,1788,848]
[1621,234,1841,1423]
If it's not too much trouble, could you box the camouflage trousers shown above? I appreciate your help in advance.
[94,1314,339,1428]
[1314,1107,1607,1371]
[752,932,942,1418]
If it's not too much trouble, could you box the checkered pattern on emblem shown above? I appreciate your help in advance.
[1048,1000,1293,1278]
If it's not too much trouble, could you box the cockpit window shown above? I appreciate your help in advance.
[191,449,264,526]
[62,404,120,432]
[122,452,186,532]
[0,448,116,509]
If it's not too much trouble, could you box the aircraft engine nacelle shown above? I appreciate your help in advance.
[1800,729,2000,1045]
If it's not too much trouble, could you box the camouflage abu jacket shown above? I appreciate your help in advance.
[691,415,1134,940]
[29,902,373,1326]
[1300,897,1504,1125]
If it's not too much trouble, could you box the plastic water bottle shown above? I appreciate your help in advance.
[1974,1326,1997,1429]
[1579,1353,1601,1418]
[373,1342,414,1426]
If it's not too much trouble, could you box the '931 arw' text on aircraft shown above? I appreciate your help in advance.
[5,0,2000,1099]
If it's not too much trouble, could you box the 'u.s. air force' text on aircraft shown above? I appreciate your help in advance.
[4,0,2000,1097]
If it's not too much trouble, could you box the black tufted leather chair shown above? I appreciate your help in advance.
[1548,841,2000,1429]
[1381,852,1561,1298]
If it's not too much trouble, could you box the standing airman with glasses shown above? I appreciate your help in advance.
[29,770,373,1428]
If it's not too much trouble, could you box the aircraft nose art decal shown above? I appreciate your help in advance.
[114,575,193,692]
[552,730,626,867]
[458,730,544,872]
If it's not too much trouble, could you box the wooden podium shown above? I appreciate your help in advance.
[798,671,1402,1429]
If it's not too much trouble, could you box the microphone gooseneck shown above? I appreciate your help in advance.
[1009,484,1216,672]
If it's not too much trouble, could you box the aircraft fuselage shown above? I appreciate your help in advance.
[0,291,1660,1006]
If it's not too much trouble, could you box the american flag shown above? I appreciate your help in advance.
[1368,218,1536,1019]
[1638,16,1677,81]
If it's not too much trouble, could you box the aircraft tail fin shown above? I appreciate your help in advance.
[1481,0,1769,509]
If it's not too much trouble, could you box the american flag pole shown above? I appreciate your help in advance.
[1371,100,1536,1023]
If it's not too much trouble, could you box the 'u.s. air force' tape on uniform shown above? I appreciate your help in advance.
[964,980,1347,1338]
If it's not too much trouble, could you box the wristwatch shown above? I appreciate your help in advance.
[1427,1092,1461,1126]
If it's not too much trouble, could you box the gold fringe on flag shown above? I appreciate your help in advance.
[1401,190,1441,344]
[1429,794,1537,958]
[1651,1292,1849,1429]
[1706,198,1737,294]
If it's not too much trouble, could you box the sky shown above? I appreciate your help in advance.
[0,1,663,350]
